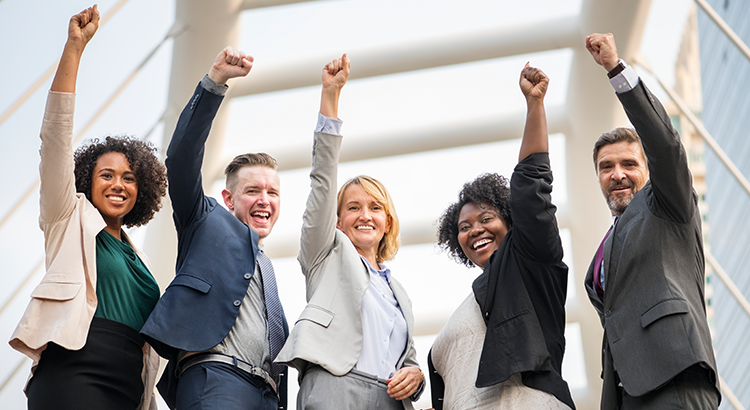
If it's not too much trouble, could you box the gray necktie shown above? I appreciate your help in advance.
[257,249,287,382]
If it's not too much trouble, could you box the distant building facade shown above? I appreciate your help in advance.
[697,0,750,407]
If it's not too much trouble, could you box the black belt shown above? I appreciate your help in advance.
[179,353,277,393]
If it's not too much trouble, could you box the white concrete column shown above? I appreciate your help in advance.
[145,0,243,287]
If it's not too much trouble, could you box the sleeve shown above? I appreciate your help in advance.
[315,112,343,135]
[38,91,78,226]
[164,81,225,231]
[509,152,563,264]
[298,131,343,274]
[617,80,695,222]
[428,350,445,410]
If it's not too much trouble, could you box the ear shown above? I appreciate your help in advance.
[221,189,234,211]
[336,216,342,230]
[385,215,392,234]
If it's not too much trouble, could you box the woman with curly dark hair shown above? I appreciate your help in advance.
[427,65,575,410]
[10,6,166,410]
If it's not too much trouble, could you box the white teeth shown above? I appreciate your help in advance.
[108,196,124,202]
[356,225,374,230]
[473,238,492,249]
[252,212,270,218]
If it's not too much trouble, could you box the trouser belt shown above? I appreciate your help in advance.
[179,353,277,393]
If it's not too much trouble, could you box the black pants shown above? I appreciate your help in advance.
[27,317,145,410]
[619,365,720,410]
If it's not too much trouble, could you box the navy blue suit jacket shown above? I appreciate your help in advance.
[140,82,288,409]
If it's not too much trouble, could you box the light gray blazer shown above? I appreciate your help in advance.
[275,131,419,408]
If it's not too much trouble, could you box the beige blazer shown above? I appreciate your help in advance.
[9,91,159,410]
[275,131,420,409]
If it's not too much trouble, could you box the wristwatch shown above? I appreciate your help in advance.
[607,59,627,79]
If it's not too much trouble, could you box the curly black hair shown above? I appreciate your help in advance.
[437,173,512,267]
[74,136,167,228]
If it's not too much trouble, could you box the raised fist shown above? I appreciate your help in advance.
[586,33,620,72]
[68,5,100,47]
[520,63,549,101]
[322,54,350,90]
[208,46,254,85]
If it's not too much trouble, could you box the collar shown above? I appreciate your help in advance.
[359,255,391,282]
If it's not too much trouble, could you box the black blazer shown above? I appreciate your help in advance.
[429,153,574,410]
[140,82,288,409]
[583,80,719,408]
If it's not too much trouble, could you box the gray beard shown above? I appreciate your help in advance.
[607,194,631,216]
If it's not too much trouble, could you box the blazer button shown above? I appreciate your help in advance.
[233,300,241,307]
[244,273,252,280]
[605,310,612,317]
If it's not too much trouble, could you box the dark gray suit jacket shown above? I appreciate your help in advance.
[584,80,719,408]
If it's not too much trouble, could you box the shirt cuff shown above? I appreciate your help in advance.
[201,74,229,96]
[315,112,343,135]
[608,61,640,94]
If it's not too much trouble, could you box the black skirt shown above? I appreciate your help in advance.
[27,317,145,410]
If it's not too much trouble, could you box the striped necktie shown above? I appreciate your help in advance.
[257,249,287,382]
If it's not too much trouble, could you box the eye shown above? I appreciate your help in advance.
[124,175,136,183]
[348,205,358,211]
[482,216,492,223]
[459,224,470,232]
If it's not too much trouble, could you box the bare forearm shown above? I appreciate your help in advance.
[50,41,85,93]
[519,98,548,160]
[319,85,341,119]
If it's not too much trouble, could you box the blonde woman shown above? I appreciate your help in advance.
[276,55,424,409]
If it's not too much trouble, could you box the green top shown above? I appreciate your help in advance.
[93,230,160,332]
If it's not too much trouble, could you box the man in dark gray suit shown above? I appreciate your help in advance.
[583,33,720,409]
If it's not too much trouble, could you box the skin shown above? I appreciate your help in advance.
[457,202,510,270]
[596,141,649,216]
[90,152,138,240]
[321,55,423,400]
[222,165,280,244]
[336,184,391,268]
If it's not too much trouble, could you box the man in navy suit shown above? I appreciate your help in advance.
[141,46,288,410]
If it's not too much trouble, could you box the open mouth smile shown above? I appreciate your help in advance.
[472,238,493,250]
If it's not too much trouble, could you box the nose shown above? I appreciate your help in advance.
[469,223,484,237]
[112,176,124,190]
[611,164,626,181]
[359,207,372,220]
[257,191,270,206]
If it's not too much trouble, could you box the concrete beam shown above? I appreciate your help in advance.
[212,104,569,181]
[241,0,314,10]
[228,15,582,98]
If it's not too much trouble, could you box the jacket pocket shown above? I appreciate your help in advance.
[167,273,212,293]
[640,299,689,328]
[296,305,334,327]
[30,281,82,301]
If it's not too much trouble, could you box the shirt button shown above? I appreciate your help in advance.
[233,300,241,307]
[244,273,252,280]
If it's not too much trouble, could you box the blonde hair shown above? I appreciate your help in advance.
[337,175,400,262]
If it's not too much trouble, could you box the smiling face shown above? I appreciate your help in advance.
[457,202,509,269]
[336,184,391,262]
[90,152,138,236]
[596,141,649,216]
[222,165,280,243]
